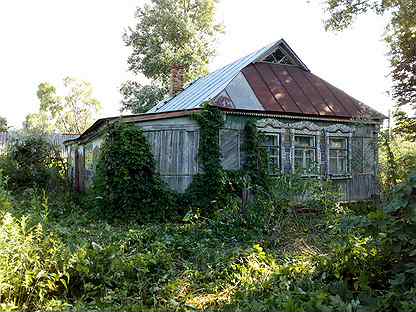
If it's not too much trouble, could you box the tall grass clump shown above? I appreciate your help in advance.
[0,173,77,311]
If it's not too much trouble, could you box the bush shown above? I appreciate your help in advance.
[0,173,77,311]
[379,133,416,194]
[0,132,65,192]
[94,121,175,223]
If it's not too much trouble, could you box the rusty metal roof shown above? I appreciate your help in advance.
[240,62,382,119]
[147,39,308,114]
[147,38,384,120]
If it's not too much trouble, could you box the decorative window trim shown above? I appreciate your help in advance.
[256,118,286,174]
[324,124,353,178]
[290,121,321,176]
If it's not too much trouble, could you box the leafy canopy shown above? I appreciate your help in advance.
[121,0,224,113]
[120,81,167,114]
[323,0,416,138]
[25,77,101,134]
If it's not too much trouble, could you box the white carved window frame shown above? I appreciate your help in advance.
[256,119,286,175]
[290,121,321,176]
[324,124,353,179]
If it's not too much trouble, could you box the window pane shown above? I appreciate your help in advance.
[329,137,347,149]
[294,149,303,157]
[261,134,279,147]
[329,150,337,157]
[329,158,337,173]
[295,135,314,147]
[305,149,315,159]
[339,157,347,173]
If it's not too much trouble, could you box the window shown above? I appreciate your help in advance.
[328,137,348,175]
[293,135,317,174]
[259,133,281,175]
[263,48,294,65]
[324,124,353,177]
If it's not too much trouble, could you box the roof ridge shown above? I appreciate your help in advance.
[147,39,283,113]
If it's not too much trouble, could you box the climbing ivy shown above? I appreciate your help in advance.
[184,103,228,214]
[243,120,270,191]
[94,121,175,223]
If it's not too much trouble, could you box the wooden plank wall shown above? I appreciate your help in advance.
[144,129,199,193]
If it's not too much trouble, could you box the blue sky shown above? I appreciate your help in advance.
[0,0,391,128]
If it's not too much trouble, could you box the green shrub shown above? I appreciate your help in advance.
[94,121,175,223]
[0,132,65,192]
[379,133,416,194]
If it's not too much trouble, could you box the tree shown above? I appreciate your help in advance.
[25,77,101,134]
[120,81,166,114]
[323,0,416,138]
[121,0,224,113]
[0,116,8,132]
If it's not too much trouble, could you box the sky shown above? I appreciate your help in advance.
[0,0,392,129]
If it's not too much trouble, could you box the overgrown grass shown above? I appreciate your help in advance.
[0,175,337,311]
[0,171,415,311]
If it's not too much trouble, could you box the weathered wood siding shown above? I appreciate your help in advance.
[140,117,200,192]
[143,129,199,192]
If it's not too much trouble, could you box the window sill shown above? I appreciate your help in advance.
[328,174,352,180]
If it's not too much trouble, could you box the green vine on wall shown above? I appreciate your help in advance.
[185,103,227,214]
[185,107,272,214]
[243,120,270,191]
[94,121,174,223]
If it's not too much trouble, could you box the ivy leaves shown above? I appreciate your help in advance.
[94,122,174,223]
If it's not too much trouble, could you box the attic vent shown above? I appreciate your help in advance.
[263,48,294,65]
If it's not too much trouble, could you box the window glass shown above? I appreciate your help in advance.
[294,135,314,147]
[329,137,347,149]
[328,137,349,175]
[259,133,281,175]
[293,135,316,174]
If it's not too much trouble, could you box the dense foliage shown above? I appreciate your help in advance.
[0,133,65,192]
[379,130,416,193]
[242,120,270,191]
[120,80,167,114]
[121,0,224,113]
[185,105,228,214]
[0,149,416,311]
[94,122,175,223]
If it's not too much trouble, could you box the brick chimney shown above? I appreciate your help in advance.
[170,64,185,97]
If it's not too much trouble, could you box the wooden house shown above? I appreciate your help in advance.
[65,39,385,201]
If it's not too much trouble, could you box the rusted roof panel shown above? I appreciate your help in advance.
[286,67,334,116]
[241,63,380,119]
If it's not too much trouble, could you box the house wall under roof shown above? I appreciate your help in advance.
[68,113,380,202]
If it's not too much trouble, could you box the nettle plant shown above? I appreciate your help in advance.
[94,121,175,223]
